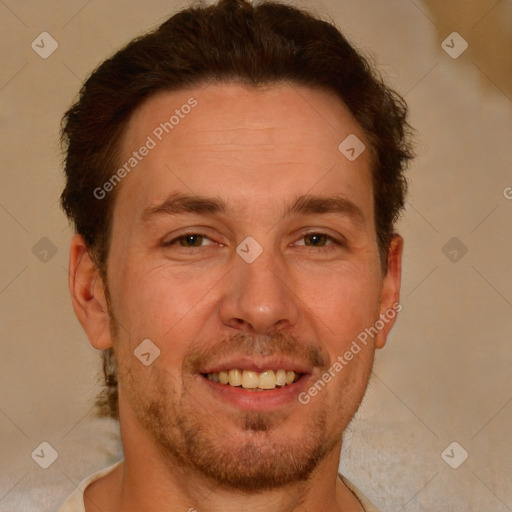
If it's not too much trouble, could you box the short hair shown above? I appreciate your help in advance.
[60,0,414,419]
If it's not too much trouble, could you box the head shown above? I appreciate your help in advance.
[62,0,413,492]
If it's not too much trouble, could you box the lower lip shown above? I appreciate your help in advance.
[199,374,311,411]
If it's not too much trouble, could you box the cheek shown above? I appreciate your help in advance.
[111,261,197,331]
[299,333,374,435]
[298,264,382,346]
[299,264,380,415]
[108,259,224,374]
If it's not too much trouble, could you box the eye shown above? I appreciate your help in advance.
[163,233,215,248]
[295,232,340,249]
[302,233,331,247]
[162,231,342,251]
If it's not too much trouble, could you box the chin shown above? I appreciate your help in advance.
[151,406,336,492]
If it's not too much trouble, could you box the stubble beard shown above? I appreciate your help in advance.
[124,364,337,492]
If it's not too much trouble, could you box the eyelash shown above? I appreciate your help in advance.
[163,231,343,251]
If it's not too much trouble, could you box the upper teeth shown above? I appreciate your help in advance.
[206,369,299,390]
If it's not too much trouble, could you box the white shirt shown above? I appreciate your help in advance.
[59,461,380,511]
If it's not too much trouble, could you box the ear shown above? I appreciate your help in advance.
[68,234,113,350]
[374,234,403,349]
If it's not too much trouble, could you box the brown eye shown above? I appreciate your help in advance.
[293,232,345,253]
[164,233,213,248]
[303,233,330,247]
[178,234,204,247]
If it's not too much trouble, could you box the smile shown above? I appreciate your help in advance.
[203,369,302,390]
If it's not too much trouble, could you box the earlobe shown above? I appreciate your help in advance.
[68,234,113,350]
[375,234,403,349]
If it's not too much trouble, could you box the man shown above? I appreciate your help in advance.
[60,0,413,510]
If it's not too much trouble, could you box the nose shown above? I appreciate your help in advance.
[219,245,300,335]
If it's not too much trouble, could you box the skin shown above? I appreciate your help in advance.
[69,82,403,511]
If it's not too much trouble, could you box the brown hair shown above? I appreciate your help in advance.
[61,0,414,419]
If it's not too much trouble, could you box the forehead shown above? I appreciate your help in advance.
[114,82,373,224]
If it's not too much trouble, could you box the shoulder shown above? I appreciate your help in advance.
[59,460,123,512]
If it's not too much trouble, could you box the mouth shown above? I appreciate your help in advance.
[202,368,302,391]
[197,357,313,410]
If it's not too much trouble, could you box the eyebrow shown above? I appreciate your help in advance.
[141,192,366,227]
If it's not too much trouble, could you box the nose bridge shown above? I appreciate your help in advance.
[220,239,299,333]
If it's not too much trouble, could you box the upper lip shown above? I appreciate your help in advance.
[199,356,312,375]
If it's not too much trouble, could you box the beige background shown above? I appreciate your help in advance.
[0,0,511,510]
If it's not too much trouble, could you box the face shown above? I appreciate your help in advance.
[80,82,402,491]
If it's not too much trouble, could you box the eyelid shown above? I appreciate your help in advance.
[293,231,344,247]
[163,231,216,247]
